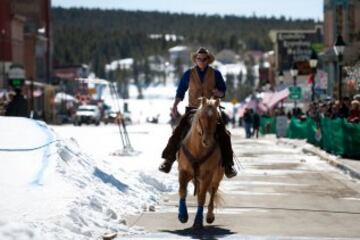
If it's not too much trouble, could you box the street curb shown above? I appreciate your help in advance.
[277,138,360,180]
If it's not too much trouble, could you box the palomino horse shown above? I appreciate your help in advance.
[177,97,225,229]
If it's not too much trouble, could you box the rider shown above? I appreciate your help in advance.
[159,47,237,178]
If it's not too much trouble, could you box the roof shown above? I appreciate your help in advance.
[168,46,188,52]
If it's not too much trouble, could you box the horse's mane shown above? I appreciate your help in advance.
[184,108,202,142]
[184,98,219,142]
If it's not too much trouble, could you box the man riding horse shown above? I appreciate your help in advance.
[159,47,237,178]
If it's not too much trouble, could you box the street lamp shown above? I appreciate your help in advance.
[309,49,318,102]
[290,64,298,108]
[278,70,284,83]
[1,29,6,88]
[278,70,284,107]
[333,35,346,100]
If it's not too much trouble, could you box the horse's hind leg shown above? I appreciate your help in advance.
[178,170,191,223]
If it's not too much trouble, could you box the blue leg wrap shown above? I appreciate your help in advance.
[193,206,204,228]
[178,199,188,223]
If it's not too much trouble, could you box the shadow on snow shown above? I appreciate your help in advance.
[93,167,128,192]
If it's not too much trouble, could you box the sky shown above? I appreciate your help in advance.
[52,0,324,21]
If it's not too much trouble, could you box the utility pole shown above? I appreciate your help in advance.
[30,77,34,117]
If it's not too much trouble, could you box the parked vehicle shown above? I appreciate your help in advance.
[103,110,132,125]
[102,109,117,124]
[73,105,101,126]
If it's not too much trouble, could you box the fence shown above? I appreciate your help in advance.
[260,116,360,159]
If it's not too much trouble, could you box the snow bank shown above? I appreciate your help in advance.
[0,117,175,239]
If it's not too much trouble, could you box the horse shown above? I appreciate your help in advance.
[177,97,225,229]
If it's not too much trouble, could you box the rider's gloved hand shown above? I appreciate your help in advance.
[171,105,178,118]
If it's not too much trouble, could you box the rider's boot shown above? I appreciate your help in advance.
[159,159,175,173]
[224,165,237,178]
[160,110,193,174]
[217,122,237,178]
[160,143,177,173]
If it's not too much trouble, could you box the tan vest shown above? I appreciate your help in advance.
[188,67,216,108]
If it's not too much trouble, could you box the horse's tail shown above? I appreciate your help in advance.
[192,164,200,196]
[193,181,197,196]
[213,189,224,208]
[193,177,199,196]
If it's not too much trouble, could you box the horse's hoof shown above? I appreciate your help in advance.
[178,199,188,223]
[178,214,188,223]
[206,215,215,224]
[192,222,203,230]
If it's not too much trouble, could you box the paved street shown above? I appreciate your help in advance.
[125,132,360,239]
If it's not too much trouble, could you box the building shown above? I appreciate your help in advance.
[12,0,52,84]
[215,49,238,64]
[324,0,360,49]
[168,45,190,65]
[0,0,53,120]
[323,0,360,98]
[0,0,52,88]
[269,27,323,100]
[0,0,25,89]
[53,65,90,96]
[270,27,324,76]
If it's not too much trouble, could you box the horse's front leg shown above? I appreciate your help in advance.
[193,176,211,229]
[178,170,191,223]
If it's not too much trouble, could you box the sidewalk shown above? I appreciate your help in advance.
[275,136,360,180]
[230,127,360,181]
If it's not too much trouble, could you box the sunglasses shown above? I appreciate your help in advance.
[196,57,208,62]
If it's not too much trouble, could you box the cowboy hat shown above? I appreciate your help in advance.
[191,47,215,64]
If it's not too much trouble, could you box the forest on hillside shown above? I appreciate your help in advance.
[52,7,318,78]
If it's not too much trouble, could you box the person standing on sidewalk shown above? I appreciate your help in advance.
[5,88,29,117]
[252,110,260,138]
[158,47,237,178]
[243,108,253,138]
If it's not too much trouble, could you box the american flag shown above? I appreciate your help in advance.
[267,88,289,109]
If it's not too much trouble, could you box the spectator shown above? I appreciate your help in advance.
[331,100,342,119]
[354,94,360,102]
[339,96,351,118]
[348,100,360,123]
[5,89,29,117]
[252,110,260,138]
[243,108,253,138]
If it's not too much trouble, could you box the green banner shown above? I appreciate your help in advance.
[262,116,360,159]
[260,116,276,134]
[320,118,345,156]
[343,121,360,158]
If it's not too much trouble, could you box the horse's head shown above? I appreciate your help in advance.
[195,97,220,148]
